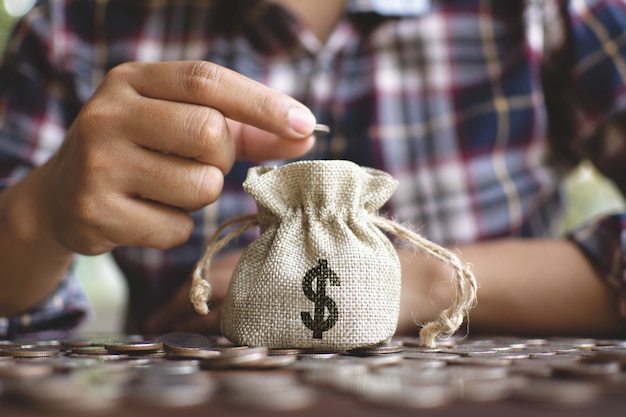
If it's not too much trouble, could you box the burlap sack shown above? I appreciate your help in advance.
[190,160,477,350]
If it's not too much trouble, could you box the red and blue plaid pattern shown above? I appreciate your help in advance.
[1,0,626,336]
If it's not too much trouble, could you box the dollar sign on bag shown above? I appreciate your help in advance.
[301,259,340,339]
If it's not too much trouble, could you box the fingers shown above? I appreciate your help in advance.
[228,121,315,161]
[47,61,317,255]
[113,199,194,250]
[118,96,236,171]
[62,191,194,254]
[116,145,225,212]
[102,61,316,169]
[116,61,317,139]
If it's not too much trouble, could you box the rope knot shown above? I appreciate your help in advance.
[189,279,211,315]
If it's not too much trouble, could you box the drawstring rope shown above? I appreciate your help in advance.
[368,215,478,347]
[189,214,477,347]
[189,214,258,315]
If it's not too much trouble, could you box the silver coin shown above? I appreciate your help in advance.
[445,347,497,356]
[136,360,200,377]
[313,124,330,136]
[403,346,443,353]
[71,346,108,355]
[359,353,404,367]
[159,332,215,352]
[200,346,268,369]
[14,340,62,349]
[268,348,302,356]
[68,353,130,361]
[3,347,61,359]
[105,340,163,354]
[348,342,403,356]
[298,351,339,360]
[469,350,530,360]
[402,351,461,361]
[238,354,297,369]
[165,348,220,360]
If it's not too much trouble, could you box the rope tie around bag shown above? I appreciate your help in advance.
[190,213,478,347]
[368,215,478,348]
[189,214,259,315]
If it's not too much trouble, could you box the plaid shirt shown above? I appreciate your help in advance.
[1,0,626,336]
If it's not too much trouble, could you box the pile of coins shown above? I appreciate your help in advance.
[1,334,625,412]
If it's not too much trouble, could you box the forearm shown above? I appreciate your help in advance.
[397,238,624,338]
[0,163,74,316]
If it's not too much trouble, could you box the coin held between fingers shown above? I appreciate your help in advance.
[313,124,330,137]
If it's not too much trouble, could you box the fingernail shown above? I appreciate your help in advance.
[288,106,316,137]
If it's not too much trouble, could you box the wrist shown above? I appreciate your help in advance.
[0,165,74,316]
[4,165,71,257]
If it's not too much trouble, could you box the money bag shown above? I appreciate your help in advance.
[190,160,477,350]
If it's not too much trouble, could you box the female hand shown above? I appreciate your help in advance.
[39,61,316,255]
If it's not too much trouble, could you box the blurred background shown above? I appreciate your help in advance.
[0,1,624,335]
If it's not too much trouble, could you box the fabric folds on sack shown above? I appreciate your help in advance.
[190,160,477,350]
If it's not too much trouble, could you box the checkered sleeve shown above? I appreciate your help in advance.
[0,268,91,340]
[567,214,626,316]
[566,0,626,192]
[0,2,91,338]
[559,0,626,320]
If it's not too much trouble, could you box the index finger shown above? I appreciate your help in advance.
[115,61,316,139]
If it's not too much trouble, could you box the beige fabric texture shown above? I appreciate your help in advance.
[221,160,401,350]
[190,160,477,350]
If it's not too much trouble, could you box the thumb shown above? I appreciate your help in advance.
[228,119,316,162]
